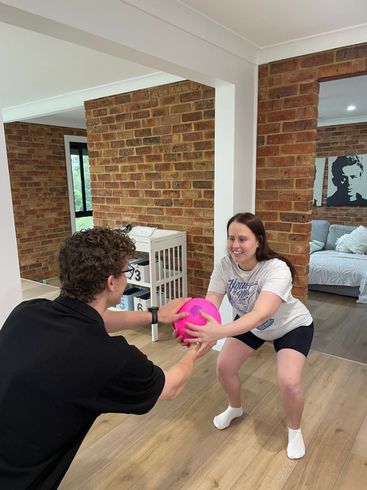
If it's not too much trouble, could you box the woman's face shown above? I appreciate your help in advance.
[227,221,259,269]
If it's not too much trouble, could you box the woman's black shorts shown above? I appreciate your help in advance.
[233,322,314,357]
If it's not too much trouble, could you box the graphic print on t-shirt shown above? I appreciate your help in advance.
[227,278,274,331]
[255,318,274,330]
[227,278,259,314]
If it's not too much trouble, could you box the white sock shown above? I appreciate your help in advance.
[287,428,305,459]
[213,406,243,430]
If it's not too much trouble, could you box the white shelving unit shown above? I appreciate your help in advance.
[128,228,187,341]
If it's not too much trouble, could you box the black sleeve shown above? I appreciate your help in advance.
[96,345,165,415]
[1,299,49,331]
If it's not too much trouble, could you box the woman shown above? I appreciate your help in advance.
[184,212,314,459]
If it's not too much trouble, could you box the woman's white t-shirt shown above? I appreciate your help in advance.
[208,256,313,341]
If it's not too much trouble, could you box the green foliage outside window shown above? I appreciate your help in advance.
[71,154,83,212]
[76,216,93,231]
[70,143,93,232]
[83,152,92,210]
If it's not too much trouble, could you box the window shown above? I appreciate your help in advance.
[64,136,93,232]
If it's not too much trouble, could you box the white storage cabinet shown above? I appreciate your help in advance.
[128,228,187,341]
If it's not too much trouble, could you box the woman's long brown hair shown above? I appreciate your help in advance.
[227,212,297,281]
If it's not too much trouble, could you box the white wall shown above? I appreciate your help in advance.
[214,78,257,322]
[0,0,257,323]
[0,111,21,325]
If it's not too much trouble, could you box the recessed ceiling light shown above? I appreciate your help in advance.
[347,105,356,111]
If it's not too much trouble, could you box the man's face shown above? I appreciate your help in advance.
[337,164,363,200]
[109,262,129,307]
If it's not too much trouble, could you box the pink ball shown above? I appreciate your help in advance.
[173,298,222,340]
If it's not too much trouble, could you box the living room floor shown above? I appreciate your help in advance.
[21,278,60,301]
[307,290,367,364]
[16,280,366,488]
[20,279,366,364]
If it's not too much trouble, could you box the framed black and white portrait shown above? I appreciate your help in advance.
[327,154,367,206]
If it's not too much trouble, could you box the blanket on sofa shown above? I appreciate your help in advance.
[309,250,367,304]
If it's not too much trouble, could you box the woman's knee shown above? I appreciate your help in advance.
[216,339,254,380]
[278,375,303,397]
[216,357,237,379]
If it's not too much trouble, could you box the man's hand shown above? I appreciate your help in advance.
[191,341,216,358]
[158,297,191,324]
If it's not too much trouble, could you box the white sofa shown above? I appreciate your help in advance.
[308,220,367,303]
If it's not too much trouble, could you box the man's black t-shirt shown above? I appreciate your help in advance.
[0,296,165,489]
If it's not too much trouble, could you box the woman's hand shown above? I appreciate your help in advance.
[183,311,223,344]
[158,297,191,324]
[171,318,216,355]
[174,328,215,357]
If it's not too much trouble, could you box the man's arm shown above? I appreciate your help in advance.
[158,343,212,400]
[103,309,151,333]
[103,297,190,333]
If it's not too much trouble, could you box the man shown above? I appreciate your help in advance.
[327,155,367,206]
[0,227,211,489]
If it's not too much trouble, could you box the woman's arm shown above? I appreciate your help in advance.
[184,290,283,343]
[205,291,225,310]
[103,297,190,333]
[224,291,283,336]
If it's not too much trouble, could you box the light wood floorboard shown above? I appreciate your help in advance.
[59,326,367,490]
[21,278,60,301]
[307,290,367,364]
[20,281,367,488]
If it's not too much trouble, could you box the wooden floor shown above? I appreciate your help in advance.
[308,290,367,364]
[20,281,366,488]
[58,324,367,490]
[21,278,60,301]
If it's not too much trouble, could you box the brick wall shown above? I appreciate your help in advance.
[313,122,367,224]
[5,122,86,280]
[257,42,367,301]
[85,80,215,297]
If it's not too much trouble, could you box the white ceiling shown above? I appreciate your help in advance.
[0,21,156,108]
[177,0,367,48]
[0,20,170,128]
[1,0,367,128]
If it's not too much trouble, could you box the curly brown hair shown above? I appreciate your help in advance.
[59,227,136,303]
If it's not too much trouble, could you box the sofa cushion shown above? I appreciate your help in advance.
[325,224,356,250]
[345,226,367,254]
[310,239,325,253]
[311,220,330,248]
[335,234,352,253]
